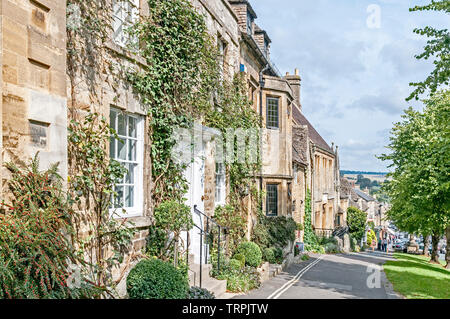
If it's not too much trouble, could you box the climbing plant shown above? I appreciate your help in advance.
[128,0,262,236]
[68,113,136,297]
[127,0,221,206]
[303,189,319,246]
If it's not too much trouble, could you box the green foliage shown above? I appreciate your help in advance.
[128,0,221,206]
[324,243,339,254]
[68,112,135,293]
[252,216,297,251]
[127,258,189,299]
[233,254,246,269]
[213,205,246,254]
[407,1,450,101]
[0,155,98,299]
[347,207,367,242]
[189,287,215,299]
[303,189,320,247]
[235,242,262,268]
[216,266,261,293]
[294,245,300,257]
[301,254,310,261]
[263,247,276,264]
[379,91,450,244]
[229,259,243,272]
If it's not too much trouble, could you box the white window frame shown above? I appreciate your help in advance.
[109,107,144,218]
[215,163,226,207]
[112,0,139,47]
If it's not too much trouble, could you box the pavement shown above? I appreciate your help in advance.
[233,251,401,299]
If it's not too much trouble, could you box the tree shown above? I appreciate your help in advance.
[360,178,372,190]
[407,1,450,101]
[380,90,450,266]
[347,207,367,242]
[356,174,364,184]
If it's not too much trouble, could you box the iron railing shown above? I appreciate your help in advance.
[186,205,229,288]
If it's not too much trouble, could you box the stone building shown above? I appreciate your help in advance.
[292,104,342,238]
[1,0,68,197]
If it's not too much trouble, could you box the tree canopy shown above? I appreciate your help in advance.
[380,90,450,239]
[407,0,450,101]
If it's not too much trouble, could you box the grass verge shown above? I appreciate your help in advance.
[383,253,449,299]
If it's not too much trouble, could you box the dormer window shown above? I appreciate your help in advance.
[246,11,253,35]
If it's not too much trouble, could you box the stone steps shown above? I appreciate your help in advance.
[188,254,227,298]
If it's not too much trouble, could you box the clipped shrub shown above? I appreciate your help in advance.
[263,247,276,264]
[233,254,246,268]
[252,216,297,250]
[189,287,215,299]
[127,258,188,299]
[235,242,262,268]
[229,259,242,271]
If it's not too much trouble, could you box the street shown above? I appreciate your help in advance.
[234,252,401,299]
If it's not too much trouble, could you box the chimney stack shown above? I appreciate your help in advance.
[284,69,301,107]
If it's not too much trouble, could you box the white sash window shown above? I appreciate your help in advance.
[109,108,144,217]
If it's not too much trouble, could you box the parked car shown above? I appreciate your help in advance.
[394,242,406,252]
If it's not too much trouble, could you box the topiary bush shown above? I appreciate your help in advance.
[235,242,262,268]
[127,258,189,299]
[189,287,215,299]
[263,247,276,264]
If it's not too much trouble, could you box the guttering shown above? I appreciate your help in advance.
[258,64,270,209]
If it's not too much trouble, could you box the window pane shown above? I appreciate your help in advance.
[128,139,136,161]
[126,186,134,208]
[125,163,135,184]
[118,138,127,160]
[266,184,278,216]
[115,186,124,207]
[117,112,126,136]
[110,137,116,158]
[110,109,117,129]
[267,98,279,128]
[128,117,136,137]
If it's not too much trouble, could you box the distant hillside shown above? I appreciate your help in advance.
[340,170,388,176]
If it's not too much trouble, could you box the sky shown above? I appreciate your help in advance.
[250,0,449,172]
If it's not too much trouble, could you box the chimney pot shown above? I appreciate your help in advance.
[295,68,299,76]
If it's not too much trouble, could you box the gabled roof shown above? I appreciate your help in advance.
[292,106,333,154]
[292,125,308,166]
[354,189,376,202]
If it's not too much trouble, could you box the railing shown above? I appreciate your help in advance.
[332,226,349,238]
[186,205,229,288]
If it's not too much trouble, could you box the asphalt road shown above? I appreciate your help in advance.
[234,251,400,299]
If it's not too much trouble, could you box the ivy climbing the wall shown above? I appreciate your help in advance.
[303,189,319,248]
